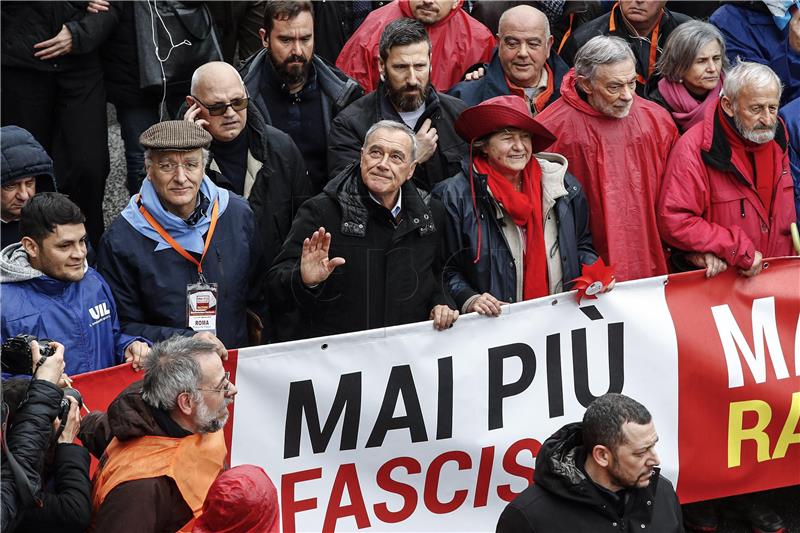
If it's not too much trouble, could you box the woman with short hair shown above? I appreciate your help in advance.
[648,20,729,132]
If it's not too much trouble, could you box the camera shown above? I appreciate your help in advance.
[1,334,57,375]
[57,387,83,431]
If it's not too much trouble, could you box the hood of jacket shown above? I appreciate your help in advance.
[0,242,43,283]
[1,125,57,191]
[324,162,437,238]
[559,68,646,120]
[398,0,464,28]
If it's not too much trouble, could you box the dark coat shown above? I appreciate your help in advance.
[79,381,193,533]
[328,86,467,191]
[1,379,63,531]
[206,104,313,268]
[239,49,363,140]
[17,444,91,533]
[0,126,57,248]
[559,5,691,89]
[96,195,262,349]
[711,2,800,104]
[448,48,569,111]
[0,1,118,73]
[496,422,684,533]
[779,98,800,223]
[267,163,449,341]
[432,158,597,310]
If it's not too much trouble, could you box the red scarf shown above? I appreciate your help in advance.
[474,156,549,300]
[718,104,780,214]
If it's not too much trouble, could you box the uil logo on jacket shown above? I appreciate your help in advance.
[89,302,111,326]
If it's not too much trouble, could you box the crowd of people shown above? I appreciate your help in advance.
[1,0,798,531]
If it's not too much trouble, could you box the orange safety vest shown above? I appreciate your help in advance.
[92,431,227,531]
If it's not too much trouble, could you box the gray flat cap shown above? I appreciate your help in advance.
[139,120,212,151]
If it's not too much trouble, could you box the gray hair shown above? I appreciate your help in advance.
[141,336,219,410]
[143,148,210,170]
[574,36,635,81]
[656,21,729,82]
[722,60,783,103]
[364,120,418,161]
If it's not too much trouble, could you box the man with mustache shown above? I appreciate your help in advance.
[82,336,236,532]
[559,0,690,95]
[328,18,467,192]
[449,5,569,115]
[536,36,678,282]
[496,393,683,533]
[337,0,495,93]
[658,61,795,285]
[239,1,363,193]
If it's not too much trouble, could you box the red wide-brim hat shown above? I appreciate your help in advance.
[455,94,556,152]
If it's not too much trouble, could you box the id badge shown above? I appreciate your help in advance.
[187,282,218,334]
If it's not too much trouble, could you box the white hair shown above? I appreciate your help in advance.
[364,120,418,161]
[722,60,783,103]
[574,36,635,82]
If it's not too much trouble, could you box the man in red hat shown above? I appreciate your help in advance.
[537,35,678,282]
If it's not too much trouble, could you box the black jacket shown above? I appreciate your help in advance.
[559,6,691,88]
[1,380,63,531]
[448,48,569,112]
[240,49,363,141]
[328,85,467,191]
[432,157,597,310]
[0,126,57,249]
[16,443,91,533]
[496,422,684,533]
[206,104,313,269]
[1,2,118,73]
[267,163,448,341]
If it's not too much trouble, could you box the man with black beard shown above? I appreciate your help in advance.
[239,1,363,193]
[328,18,467,192]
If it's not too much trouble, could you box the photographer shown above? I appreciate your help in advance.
[1,341,91,532]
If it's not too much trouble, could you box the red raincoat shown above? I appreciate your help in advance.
[193,465,279,533]
[335,0,495,92]
[536,69,678,281]
[657,103,794,270]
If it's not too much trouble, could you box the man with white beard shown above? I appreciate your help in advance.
[658,60,795,279]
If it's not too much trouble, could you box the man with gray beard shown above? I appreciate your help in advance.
[79,336,236,532]
[658,60,795,280]
[327,18,467,192]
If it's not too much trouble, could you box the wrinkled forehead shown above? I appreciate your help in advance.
[364,127,414,154]
[593,59,637,83]
[150,148,204,161]
[732,82,782,107]
[620,421,658,448]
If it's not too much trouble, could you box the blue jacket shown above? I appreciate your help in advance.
[711,3,800,104]
[448,48,569,112]
[1,267,140,376]
[780,97,800,223]
[432,156,598,310]
[96,195,262,349]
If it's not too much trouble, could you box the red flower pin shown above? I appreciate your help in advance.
[570,258,615,303]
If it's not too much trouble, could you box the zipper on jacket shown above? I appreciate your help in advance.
[740,199,745,218]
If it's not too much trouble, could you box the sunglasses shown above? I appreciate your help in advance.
[191,96,248,116]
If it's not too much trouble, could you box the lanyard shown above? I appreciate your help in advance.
[137,194,219,278]
[609,2,662,82]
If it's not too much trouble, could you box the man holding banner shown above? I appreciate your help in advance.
[267,119,459,340]
[496,393,683,533]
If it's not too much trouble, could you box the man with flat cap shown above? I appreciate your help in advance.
[97,120,264,349]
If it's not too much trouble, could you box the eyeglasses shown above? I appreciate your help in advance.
[191,95,249,116]
[196,371,232,394]
[156,160,202,173]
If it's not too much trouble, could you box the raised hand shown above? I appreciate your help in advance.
[300,227,346,287]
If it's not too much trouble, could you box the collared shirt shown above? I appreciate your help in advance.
[369,188,403,220]
[184,190,211,226]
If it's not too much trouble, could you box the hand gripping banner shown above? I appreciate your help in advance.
[73,257,800,532]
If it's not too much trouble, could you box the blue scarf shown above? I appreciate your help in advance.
[121,176,230,254]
